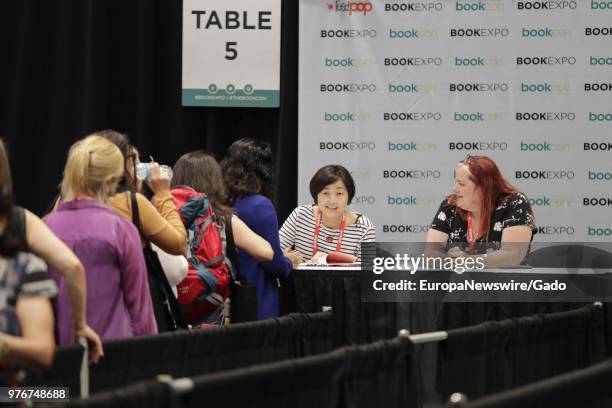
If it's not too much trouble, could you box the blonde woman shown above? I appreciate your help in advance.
[46,135,157,344]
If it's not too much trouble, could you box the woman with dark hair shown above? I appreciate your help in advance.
[95,129,137,188]
[172,151,273,261]
[171,150,273,324]
[427,155,536,265]
[0,139,58,370]
[101,130,187,257]
[280,164,376,263]
[221,139,300,320]
[172,151,233,219]
[99,130,187,331]
[0,139,103,363]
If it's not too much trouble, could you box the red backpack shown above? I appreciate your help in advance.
[171,186,230,324]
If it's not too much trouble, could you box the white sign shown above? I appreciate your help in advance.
[182,0,281,108]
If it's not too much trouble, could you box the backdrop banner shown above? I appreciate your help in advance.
[298,0,612,242]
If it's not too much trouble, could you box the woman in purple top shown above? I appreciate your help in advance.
[46,135,157,344]
[221,139,302,320]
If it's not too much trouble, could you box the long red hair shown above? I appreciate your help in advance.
[447,155,524,241]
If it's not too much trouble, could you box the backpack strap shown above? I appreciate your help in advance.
[204,256,225,267]
[128,190,145,240]
[192,217,214,251]
[191,214,226,267]
[224,215,243,281]
[128,189,188,330]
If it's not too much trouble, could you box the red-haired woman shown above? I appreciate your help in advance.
[427,155,536,266]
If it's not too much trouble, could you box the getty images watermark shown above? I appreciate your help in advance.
[373,253,486,274]
[360,242,612,302]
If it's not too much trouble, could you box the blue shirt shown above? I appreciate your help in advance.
[233,195,292,320]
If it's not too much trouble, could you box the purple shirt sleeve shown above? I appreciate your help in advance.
[118,222,158,335]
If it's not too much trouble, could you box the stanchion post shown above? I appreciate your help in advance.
[77,336,90,398]
[398,329,410,338]
[158,375,194,407]
[447,392,469,407]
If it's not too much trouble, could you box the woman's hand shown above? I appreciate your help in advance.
[75,324,104,364]
[447,246,465,258]
[283,248,303,268]
[146,163,171,194]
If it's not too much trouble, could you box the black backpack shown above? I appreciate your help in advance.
[128,190,188,331]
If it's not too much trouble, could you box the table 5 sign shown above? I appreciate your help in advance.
[182,0,281,108]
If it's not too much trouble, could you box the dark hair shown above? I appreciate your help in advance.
[96,129,137,191]
[309,165,355,204]
[172,150,232,217]
[0,139,12,194]
[0,139,19,256]
[220,138,274,203]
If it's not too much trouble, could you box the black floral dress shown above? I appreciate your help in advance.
[429,193,536,252]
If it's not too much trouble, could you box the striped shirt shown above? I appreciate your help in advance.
[279,205,376,262]
[0,252,57,336]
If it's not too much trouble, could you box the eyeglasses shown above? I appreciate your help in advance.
[461,153,473,164]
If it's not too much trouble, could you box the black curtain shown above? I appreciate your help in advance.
[343,337,420,408]
[290,269,400,346]
[464,358,612,408]
[440,301,589,330]
[413,301,590,406]
[63,337,419,408]
[0,0,299,222]
[182,337,418,408]
[605,302,612,356]
[184,350,347,408]
[88,312,334,393]
[288,269,586,346]
[22,344,84,395]
[437,305,607,401]
[287,269,594,406]
[66,380,171,408]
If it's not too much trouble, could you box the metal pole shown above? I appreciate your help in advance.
[78,336,89,398]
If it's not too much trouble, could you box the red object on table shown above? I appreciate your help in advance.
[326,251,355,264]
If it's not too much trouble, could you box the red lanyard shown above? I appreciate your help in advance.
[466,213,477,253]
[312,211,346,257]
